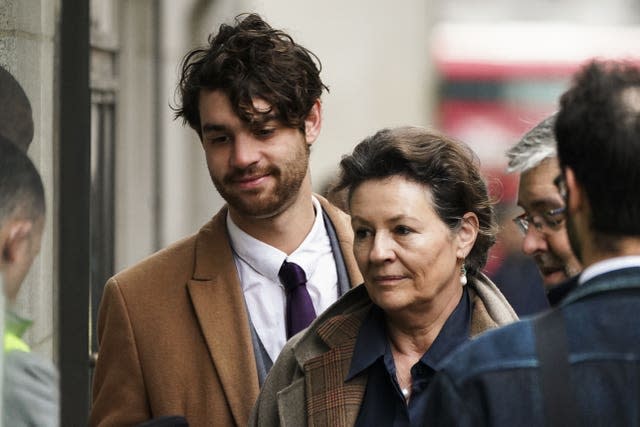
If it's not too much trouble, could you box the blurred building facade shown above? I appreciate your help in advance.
[1,0,638,423]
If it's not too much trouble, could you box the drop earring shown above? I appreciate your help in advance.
[460,264,467,286]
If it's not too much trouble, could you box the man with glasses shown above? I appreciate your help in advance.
[506,114,582,305]
[424,60,640,426]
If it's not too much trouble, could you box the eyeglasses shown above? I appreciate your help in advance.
[512,206,566,235]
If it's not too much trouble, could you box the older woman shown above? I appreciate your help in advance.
[250,127,517,426]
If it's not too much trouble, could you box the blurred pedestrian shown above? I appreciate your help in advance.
[489,203,549,315]
[0,135,57,426]
[506,114,582,305]
[423,60,640,426]
[0,66,33,153]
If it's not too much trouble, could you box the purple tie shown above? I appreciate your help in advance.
[279,260,316,338]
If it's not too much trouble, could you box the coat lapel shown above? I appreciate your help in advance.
[302,305,370,427]
[317,195,363,287]
[277,378,307,427]
[187,209,259,427]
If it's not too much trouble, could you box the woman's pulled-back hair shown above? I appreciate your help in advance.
[333,126,497,276]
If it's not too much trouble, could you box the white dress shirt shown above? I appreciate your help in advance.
[579,255,640,285]
[227,196,339,362]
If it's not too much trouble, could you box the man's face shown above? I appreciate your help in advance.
[517,157,582,287]
[198,90,314,221]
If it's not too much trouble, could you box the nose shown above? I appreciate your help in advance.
[369,232,395,263]
[230,133,260,169]
[521,226,548,256]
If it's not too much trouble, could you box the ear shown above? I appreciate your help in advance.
[304,100,322,145]
[455,212,479,259]
[2,220,33,264]
[564,167,585,215]
[1,220,35,301]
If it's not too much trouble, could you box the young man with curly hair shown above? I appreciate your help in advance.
[90,14,362,427]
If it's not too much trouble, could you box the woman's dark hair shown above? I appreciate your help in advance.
[333,126,497,276]
[174,13,328,138]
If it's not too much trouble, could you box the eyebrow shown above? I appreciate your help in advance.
[517,197,564,212]
[351,214,419,224]
[201,123,227,135]
[201,114,280,135]
[248,113,279,128]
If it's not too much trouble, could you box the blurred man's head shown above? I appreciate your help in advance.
[0,137,45,301]
[507,114,582,287]
[555,61,640,264]
[0,66,34,152]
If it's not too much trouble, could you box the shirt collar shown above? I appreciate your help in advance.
[579,255,640,285]
[226,196,327,285]
[421,287,471,368]
[346,288,471,380]
[346,305,388,381]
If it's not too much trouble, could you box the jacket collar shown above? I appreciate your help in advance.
[272,286,371,427]
[562,266,640,306]
[315,194,362,287]
[4,310,32,353]
[5,310,32,338]
[290,285,370,365]
[296,286,371,427]
[187,207,260,427]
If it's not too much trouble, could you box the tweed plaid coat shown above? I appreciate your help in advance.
[250,273,518,427]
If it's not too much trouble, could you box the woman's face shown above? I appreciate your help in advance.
[350,175,472,314]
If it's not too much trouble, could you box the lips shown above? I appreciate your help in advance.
[224,169,272,190]
[534,253,563,275]
[539,265,563,276]
[371,274,405,285]
[536,263,568,286]
[234,174,268,187]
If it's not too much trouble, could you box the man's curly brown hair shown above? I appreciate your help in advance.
[174,13,328,139]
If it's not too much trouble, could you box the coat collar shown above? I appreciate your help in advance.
[315,194,362,287]
[562,266,640,306]
[187,207,260,427]
[286,286,372,427]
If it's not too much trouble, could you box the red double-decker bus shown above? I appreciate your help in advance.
[431,22,640,275]
[432,21,640,202]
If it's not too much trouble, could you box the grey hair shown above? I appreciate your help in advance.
[506,113,558,173]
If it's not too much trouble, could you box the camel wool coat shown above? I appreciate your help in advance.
[90,195,362,427]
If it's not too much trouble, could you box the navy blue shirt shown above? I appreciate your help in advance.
[347,288,471,427]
